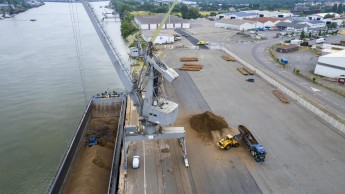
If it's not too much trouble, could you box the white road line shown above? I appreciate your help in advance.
[143,141,146,194]
[299,83,309,85]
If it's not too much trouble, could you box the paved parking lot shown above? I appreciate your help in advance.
[125,48,345,194]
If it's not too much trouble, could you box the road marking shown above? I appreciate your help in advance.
[143,141,146,194]
[300,82,309,85]
[311,87,321,92]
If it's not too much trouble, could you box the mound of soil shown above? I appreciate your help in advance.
[190,111,229,137]
[63,145,112,194]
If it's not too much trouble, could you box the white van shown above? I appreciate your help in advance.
[291,39,303,45]
[316,38,325,44]
[132,155,140,169]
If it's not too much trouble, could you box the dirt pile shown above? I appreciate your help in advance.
[63,145,112,194]
[190,111,229,137]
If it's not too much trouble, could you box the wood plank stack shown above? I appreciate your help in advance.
[243,66,255,75]
[272,90,289,104]
[237,67,249,75]
[222,55,236,61]
[179,64,203,71]
[180,57,199,62]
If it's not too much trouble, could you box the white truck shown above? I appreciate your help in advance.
[290,39,303,45]
[132,155,140,169]
[316,38,325,44]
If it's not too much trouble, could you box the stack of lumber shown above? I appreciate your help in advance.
[180,57,198,62]
[222,55,236,61]
[179,64,203,71]
[237,67,249,75]
[272,90,289,104]
[243,66,255,75]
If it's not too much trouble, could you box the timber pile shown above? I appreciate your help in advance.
[179,64,203,71]
[243,66,255,75]
[273,89,289,104]
[237,67,249,75]
[222,55,236,61]
[180,57,199,62]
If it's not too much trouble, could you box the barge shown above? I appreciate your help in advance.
[48,91,127,194]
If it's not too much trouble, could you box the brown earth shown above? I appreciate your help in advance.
[190,111,229,139]
[63,117,118,194]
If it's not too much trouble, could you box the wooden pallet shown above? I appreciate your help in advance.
[237,67,249,75]
[243,66,255,75]
[273,90,289,104]
[222,55,236,61]
[180,57,199,62]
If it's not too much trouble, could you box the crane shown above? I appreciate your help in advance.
[80,0,189,171]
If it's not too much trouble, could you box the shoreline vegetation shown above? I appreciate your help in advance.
[0,0,45,19]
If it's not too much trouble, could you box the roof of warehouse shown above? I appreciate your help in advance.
[135,15,188,24]
[243,17,284,23]
[275,22,307,28]
[219,12,257,17]
[216,19,257,25]
[323,49,345,58]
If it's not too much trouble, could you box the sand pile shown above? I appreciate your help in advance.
[63,145,113,194]
[190,111,229,137]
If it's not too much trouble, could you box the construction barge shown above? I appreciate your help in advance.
[48,92,127,194]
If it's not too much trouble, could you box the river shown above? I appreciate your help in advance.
[0,2,128,193]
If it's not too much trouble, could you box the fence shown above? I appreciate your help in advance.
[220,46,345,133]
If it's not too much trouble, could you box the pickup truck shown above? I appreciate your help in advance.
[238,125,266,162]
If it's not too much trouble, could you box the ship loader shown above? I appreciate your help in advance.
[217,134,240,150]
[238,125,266,162]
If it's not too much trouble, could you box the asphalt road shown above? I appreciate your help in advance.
[163,49,345,194]
[224,35,345,122]
[174,28,209,49]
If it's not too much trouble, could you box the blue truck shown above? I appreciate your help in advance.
[238,125,266,162]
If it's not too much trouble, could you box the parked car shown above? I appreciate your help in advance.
[132,155,140,169]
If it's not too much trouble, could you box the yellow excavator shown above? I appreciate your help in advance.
[217,134,240,150]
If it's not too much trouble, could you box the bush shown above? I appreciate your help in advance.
[312,76,317,82]
[295,69,301,74]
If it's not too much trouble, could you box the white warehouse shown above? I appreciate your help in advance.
[134,15,190,30]
[215,19,259,30]
[314,50,345,78]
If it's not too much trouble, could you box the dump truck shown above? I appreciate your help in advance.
[238,125,266,162]
[217,134,240,150]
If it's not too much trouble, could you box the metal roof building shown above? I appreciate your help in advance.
[134,15,190,30]
[215,19,259,30]
[314,50,345,78]
[216,12,257,20]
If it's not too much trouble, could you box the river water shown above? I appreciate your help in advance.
[0,2,128,193]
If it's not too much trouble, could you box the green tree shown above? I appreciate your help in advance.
[338,3,343,13]
[210,12,217,16]
[324,14,335,19]
[318,30,322,36]
[331,4,338,12]
[300,30,305,39]
[308,32,312,38]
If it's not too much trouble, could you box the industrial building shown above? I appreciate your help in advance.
[314,50,345,78]
[141,30,175,45]
[243,17,284,27]
[134,15,190,30]
[216,12,257,20]
[215,19,259,30]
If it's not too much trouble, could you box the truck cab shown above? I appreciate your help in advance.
[251,144,266,162]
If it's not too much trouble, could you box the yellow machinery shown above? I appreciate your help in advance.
[217,134,239,150]
[197,41,208,45]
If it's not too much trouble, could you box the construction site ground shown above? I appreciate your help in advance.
[123,49,345,194]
